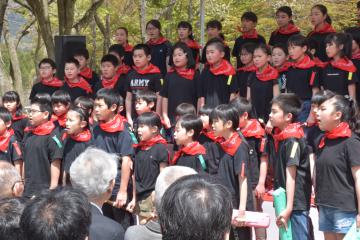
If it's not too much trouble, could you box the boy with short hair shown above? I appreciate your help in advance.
[92,88,135,229]
[73,48,100,89]
[269,93,312,239]
[109,44,132,76]
[51,90,71,136]
[134,90,157,117]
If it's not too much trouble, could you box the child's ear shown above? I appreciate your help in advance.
[43,111,50,120]
[220,51,225,59]
[80,120,88,129]
[117,105,124,113]
[186,129,195,138]
[285,112,293,123]
[109,104,118,113]
[5,121,11,128]
[334,111,342,121]
[151,126,159,134]
[310,49,316,55]
[242,112,249,120]
[302,46,308,53]
[147,54,152,62]
[148,101,155,110]
[339,44,344,50]
[225,120,233,130]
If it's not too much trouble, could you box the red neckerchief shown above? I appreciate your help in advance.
[55,113,67,128]
[80,67,93,79]
[41,77,63,87]
[277,61,293,73]
[201,129,221,142]
[25,121,55,136]
[352,50,360,60]
[133,64,161,75]
[209,59,235,76]
[330,57,356,72]
[134,134,167,150]
[70,129,92,142]
[123,43,133,52]
[117,65,131,75]
[219,132,242,156]
[241,29,258,39]
[275,24,300,35]
[172,141,206,165]
[241,119,265,139]
[65,77,93,94]
[184,39,201,50]
[293,55,316,69]
[101,74,120,89]
[99,114,125,133]
[272,123,304,152]
[318,122,351,149]
[147,36,168,46]
[314,57,328,68]
[256,64,279,81]
[12,113,26,121]
[238,64,256,72]
[308,23,336,37]
[0,129,14,152]
[168,67,195,80]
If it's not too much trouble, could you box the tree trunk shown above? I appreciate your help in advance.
[0,47,12,94]
[58,0,76,35]
[104,0,110,52]
[90,15,97,69]
[0,0,8,40]
[139,0,146,42]
[188,0,192,22]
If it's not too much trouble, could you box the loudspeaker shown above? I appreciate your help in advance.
[54,35,86,79]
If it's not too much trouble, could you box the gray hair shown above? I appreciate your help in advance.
[0,161,21,199]
[154,166,197,211]
[70,147,118,199]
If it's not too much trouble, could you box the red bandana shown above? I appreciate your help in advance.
[133,64,161,75]
[80,67,93,80]
[147,36,168,46]
[272,123,304,152]
[219,132,242,156]
[123,43,133,52]
[241,119,265,139]
[352,50,360,60]
[238,64,257,72]
[41,77,63,87]
[256,64,279,81]
[330,57,356,72]
[101,74,120,89]
[308,23,336,37]
[241,29,259,39]
[12,114,26,121]
[70,129,92,142]
[209,59,236,76]
[314,57,328,68]
[168,67,195,80]
[65,77,93,94]
[134,134,167,150]
[201,129,221,142]
[99,114,125,133]
[184,39,201,50]
[25,121,55,136]
[0,129,14,152]
[318,122,351,149]
[117,65,131,75]
[55,113,67,128]
[293,55,316,69]
[277,61,293,73]
[172,141,206,165]
[275,24,300,35]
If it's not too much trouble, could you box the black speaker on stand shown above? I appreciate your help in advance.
[54,35,86,80]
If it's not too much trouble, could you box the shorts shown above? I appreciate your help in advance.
[319,205,356,234]
[135,193,154,219]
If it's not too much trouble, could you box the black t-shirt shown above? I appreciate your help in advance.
[60,82,92,101]
[148,41,172,77]
[160,71,200,123]
[63,137,92,172]
[232,35,266,68]
[320,65,357,96]
[268,31,299,47]
[11,118,28,142]
[22,129,63,197]
[93,74,127,100]
[199,66,238,108]
[124,50,134,67]
[175,153,208,173]
[198,133,221,175]
[307,32,332,62]
[272,137,311,211]
[247,73,277,122]
[315,133,360,211]
[304,125,323,154]
[0,135,22,165]
[92,126,134,197]
[353,59,360,103]
[80,70,100,90]
[286,66,319,100]
[134,143,168,200]
[236,70,254,98]
[29,82,62,101]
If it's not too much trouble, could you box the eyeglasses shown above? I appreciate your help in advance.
[28,109,43,115]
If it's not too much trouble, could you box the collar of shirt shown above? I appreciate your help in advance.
[91,202,103,215]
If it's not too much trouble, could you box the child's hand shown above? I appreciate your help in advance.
[163,116,171,129]
[276,209,291,230]
[126,198,136,213]
[115,191,128,208]
[265,120,273,134]
[255,183,265,198]
[357,213,360,228]
[232,210,246,227]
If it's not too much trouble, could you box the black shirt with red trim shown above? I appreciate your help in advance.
[320,64,357,96]
[80,69,100,90]
[198,133,221,175]
[62,137,93,173]
[174,153,207,173]
[236,70,254,98]
[148,41,172,77]
[268,30,300,47]
[353,58,360,103]
[29,82,62,101]
[304,124,323,154]
[286,66,319,100]
[60,82,92,101]
[93,74,127,100]
[0,135,22,165]
[307,32,333,62]
[12,117,28,142]
[232,35,266,68]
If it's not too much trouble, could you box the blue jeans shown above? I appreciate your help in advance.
[297,100,311,123]
[291,210,314,240]
[319,206,357,234]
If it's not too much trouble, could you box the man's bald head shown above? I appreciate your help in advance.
[0,161,23,199]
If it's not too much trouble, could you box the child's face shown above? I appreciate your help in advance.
[94,99,116,122]
[211,118,228,137]
[174,121,191,145]
[101,62,117,79]
[199,114,210,129]
[39,63,55,79]
[288,44,306,61]
[206,27,220,39]
[65,110,84,135]
[316,99,340,131]
[172,48,188,68]
[241,19,256,32]
[133,49,150,68]
[310,103,319,118]
[240,49,253,66]
[310,7,326,26]
[135,98,152,115]
[0,119,10,136]
[52,102,69,117]
[326,42,340,59]
[3,100,18,114]
[253,49,269,68]
[74,56,88,70]
[276,12,291,28]
[146,24,160,40]
[206,45,224,64]
[269,103,288,129]
[137,124,157,142]
[178,27,191,40]
[64,63,80,81]
[352,40,360,53]
[114,29,127,44]
[272,48,287,67]
[28,104,48,127]
[239,113,248,129]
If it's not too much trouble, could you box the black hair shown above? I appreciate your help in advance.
[108,44,125,58]
[175,103,196,118]
[133,43,151,56]
[135,90,157,106]
[199,105,214,116]
[311,90,335,105]
[307,38,319,51]
[72,48,89,60]
[51,90,71,105]
[170,42,196,69]
[101,54,119,67]
[272,43,289,56]
[344,27,360,47]
[177,21,194,40]
[241,11,258,23]
[137,111,162,131]
[95,88,123,111]
[271,93,302,123]
[31,94,52,119]
[0,107,12,124]
[20,188,91,240]
[74,96,94,115]
[146,19,162,36]
[205,38,225,53]
[38,58,56,69]
[325,33,354,59]
[254,43,271,56]
[64,57,80,68]
[210,104,239,131]
[116,27,129,36]
[312,4,332,24]
[229,97,252,118]
[177,114,203,140]
[0,198,26,240]
[240,42,256,55]
[276,6,293,18]
[31,93,51,104]
[159,174,232,240]
[68,106,89,125]
[2,91,23,117]
[206,20,222,31]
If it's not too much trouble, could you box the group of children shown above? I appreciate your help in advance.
[2,2,360,240]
